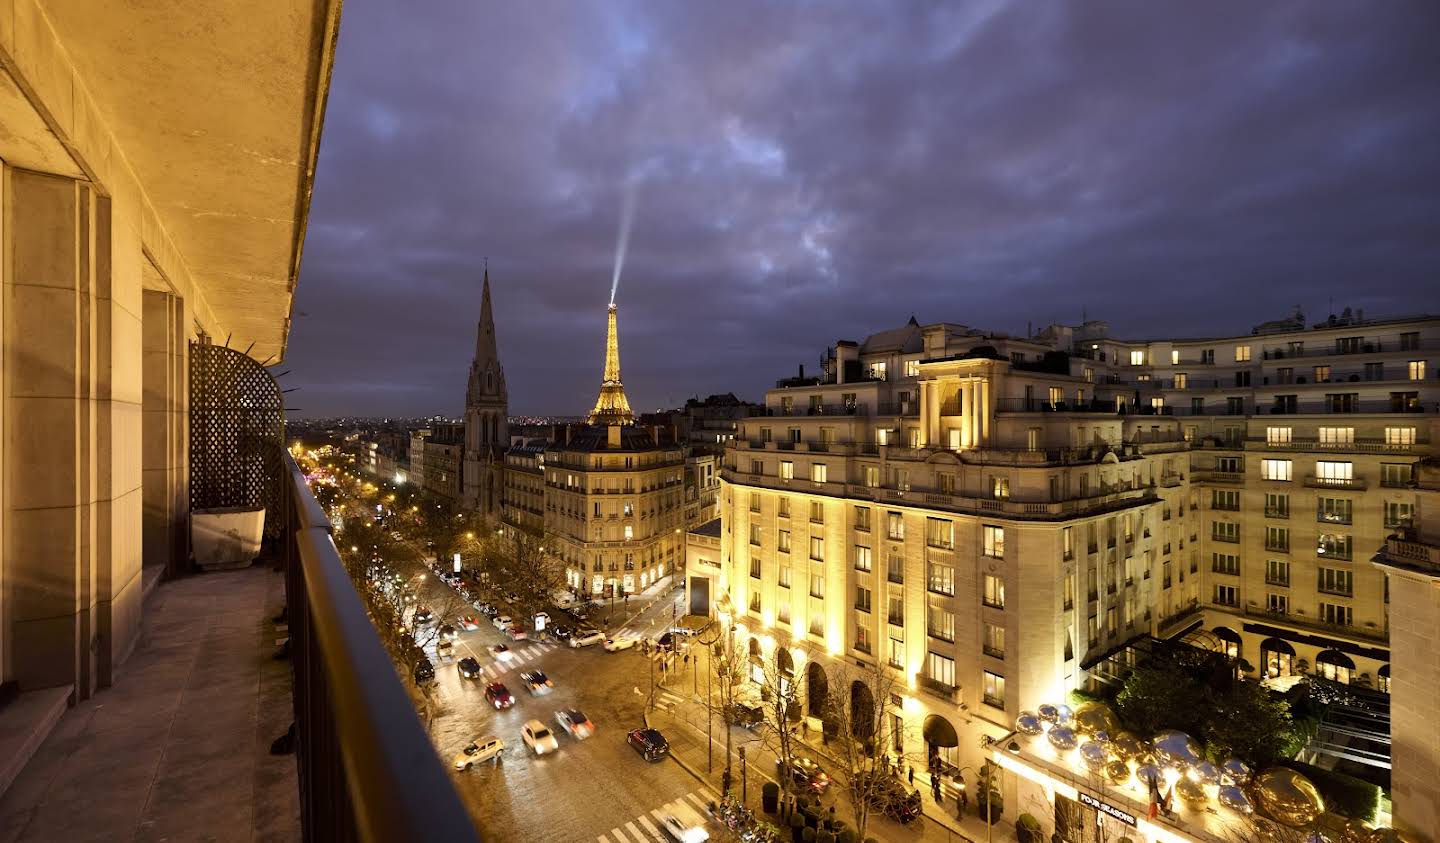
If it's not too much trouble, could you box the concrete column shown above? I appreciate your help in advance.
[142,288,185,578]
[917,381,930,447]
[979,378,990,445]
[960,383,972,449]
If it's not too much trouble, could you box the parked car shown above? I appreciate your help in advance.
[522,720,560,756]
[519,670,553,695]
[490,643,514,660]
[549,625,574,642]
[555,709,594,740]
[506,625,529,641]
[436,639,454,660]
[484,682,514,710]
[776,757,830,794]
[855,772,922,824]
[413,659,435,684]
[659,813,709,843]
[475,603,498,617]
[569,629,605,648]
[655,632,679,650]
[452,735,504,769]
[627,728,669,761]
[724,702,764,730]
[492,614,513,630]
[604,635,638,652]
[457,657,482,679]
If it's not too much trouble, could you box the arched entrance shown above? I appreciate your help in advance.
[1378,664,1391,694]
[1260,637,1296,678]
[1213,627,1242,661]
[850,681,875,744]
[1316,650,1355,685]
[806,662,828,718]
[776,647,796,699]
[923,714,959,769]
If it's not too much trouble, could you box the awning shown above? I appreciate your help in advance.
[1214,626,1242,644]
[1260,637,1296,656]
[1316,650,1355,669]
[1378,664,1390,678]
[923,714,959,748]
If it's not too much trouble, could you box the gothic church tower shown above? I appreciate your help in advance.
[463,268,509,515]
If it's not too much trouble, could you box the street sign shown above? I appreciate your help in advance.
[452,552,461,573]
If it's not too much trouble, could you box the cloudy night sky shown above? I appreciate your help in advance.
[286,1,1440,419]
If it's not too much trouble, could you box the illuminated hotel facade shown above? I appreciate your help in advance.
[695,311,1438,840]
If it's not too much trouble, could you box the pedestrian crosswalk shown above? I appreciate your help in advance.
[596,790,713,843]
[476,641,554,678]
[654,689,686,711]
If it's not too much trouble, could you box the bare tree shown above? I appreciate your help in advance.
[693,617,750,793]
[482,524,567,621]
[823,658,911,842]
[753,642,809,805]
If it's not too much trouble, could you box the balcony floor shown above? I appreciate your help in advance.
[0,565,298,842]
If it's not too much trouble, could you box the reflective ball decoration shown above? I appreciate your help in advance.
[1152,730,1203,769]
[1111,732,1145,762]
[1218,785,1254,815]
[1016,712,1044,736]
[1054,704,1074,725]
[1047,725,1079,752]
[1105,760,1131,786]
[1072,702,1120,737]
[1254,768,1326,828]
[1175,777,1208,808]
[1191,760,1220,785]
[1221,758,1253,786]
[1080,740,1110,770]
[1366,828,1424,843]
[1037,703,1060,724]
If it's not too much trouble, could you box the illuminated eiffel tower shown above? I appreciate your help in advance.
[587,302,635,426]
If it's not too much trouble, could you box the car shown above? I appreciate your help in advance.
[413,607,434,625]
[569,629,605,648]
[436,639,454,660]
[458,657,482,679]
[484,682,514,710]
[505,592,522,604]
[724,702,764,730]
[855,772,922,824]
[627,728,669,761]
[438,624,458,642]
[459,615,480,631]
[549,624,574,642]
[655,632,684,651]
[490,643,514,660]
[777,757,831,794]
[604,635,638,652]
[519,670,554,695]
[522,719,560,756]
[475,603,498,617]
[413,659,435,684]
[492,614,513,630]
[555,709,595,740]
[659,814,709,843]
[506,625,529,641]
[452,735,504,769]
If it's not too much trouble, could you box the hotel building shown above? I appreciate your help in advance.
[694,311,1436,837]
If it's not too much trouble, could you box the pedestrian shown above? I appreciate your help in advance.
[907,765,914,786]
[932,776,942,804]
[958,785,969,816]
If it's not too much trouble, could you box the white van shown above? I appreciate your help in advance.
[453,735,505,769]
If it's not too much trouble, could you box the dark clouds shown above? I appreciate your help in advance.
[287,1,1440,417]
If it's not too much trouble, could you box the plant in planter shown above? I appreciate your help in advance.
[1016,813,1043,843]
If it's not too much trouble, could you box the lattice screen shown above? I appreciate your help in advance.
[189,341,285,538]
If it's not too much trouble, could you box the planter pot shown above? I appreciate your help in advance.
[191,507,265,571]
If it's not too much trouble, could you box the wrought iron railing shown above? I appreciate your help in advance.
[280,453,481,843]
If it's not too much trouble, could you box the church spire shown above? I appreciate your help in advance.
[466,265,506,407]
[476,263,497,362]
[588,301,634,425]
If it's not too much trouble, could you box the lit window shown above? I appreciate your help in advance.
[1171,349,1180,365]
[983,623,1005,658]
[1261,459,1292,481]
[904,360,920,377]
[982,574,1005,608]
[887,511,905,540]
[983,671,1006,708]
[624,525,633,540]
[1318,427,1354,445]
[1409,360,1426,381]
[811,463,827,484]
[926,518,954,549]
[809,537,824,561]
[982,525,1005,558]
[1174,373,1188,389]
[1315,461,1353,486]
[854,545,872,573]
[1130,350,1145,366]
[1234,346,1251,362]
[869,361,888,381]
[863,466,879,488]
[779,461,793,480]
[1266,427,1292,445]
[1385,427,1416,446]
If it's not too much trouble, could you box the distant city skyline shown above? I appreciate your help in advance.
[286,2,1440,418]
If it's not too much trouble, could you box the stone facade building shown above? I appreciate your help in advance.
[422,422,465,502]
[697,311,1436,791]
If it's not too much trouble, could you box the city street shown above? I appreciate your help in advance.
[401,557,727,841]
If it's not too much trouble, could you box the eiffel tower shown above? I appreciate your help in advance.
[587,302,635,426]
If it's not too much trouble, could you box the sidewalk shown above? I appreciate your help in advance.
[645,683,1009,843]
[595,574,683,632]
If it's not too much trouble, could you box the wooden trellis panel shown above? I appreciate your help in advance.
[189,341,285,538]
